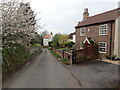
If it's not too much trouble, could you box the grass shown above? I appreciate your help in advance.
[49,49,70,65]
[31,44,41,47]
[49,50,61,58]
[61,58,70,65]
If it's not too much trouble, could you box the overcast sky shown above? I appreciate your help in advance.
[30,0,119,35]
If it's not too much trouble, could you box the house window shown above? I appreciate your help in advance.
[80,28,85,36]
[99,24,107,35]
[99,42,107,53]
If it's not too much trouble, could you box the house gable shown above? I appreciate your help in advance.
[75,8,119,58]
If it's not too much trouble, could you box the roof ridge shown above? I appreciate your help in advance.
[88,8,119,19]
[75,8,120,28]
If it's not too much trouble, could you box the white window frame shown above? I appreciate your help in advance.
[99,24,107,35]
[80,27,85,36]
[99,42,107,53]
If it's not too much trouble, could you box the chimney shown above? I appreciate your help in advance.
[83,8,89,20]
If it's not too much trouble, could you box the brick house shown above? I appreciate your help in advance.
[75,8,120,58]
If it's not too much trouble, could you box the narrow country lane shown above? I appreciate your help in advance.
[3,49,80,88]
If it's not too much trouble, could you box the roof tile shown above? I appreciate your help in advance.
[75,8,120,28]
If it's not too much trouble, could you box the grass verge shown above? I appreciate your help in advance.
[49,50,61,58]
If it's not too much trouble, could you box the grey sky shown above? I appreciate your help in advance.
[31,0,119,34]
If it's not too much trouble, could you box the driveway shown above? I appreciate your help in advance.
[65,60,119,88]
[3,49,80,88]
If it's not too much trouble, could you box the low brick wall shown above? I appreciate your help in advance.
[57,49,64,58]
[64,51,72,64]
[51,48,73,64]
[51,47,99,64]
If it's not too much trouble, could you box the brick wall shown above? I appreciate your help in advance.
[75,21,115,58]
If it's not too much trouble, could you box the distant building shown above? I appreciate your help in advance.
[75,8,120,58]
[43,32,53,46]
[68,32,76,43]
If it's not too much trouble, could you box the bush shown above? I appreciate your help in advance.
[61,58,70,65]
[65,41,75,48]
[105,54,111,59]
[61,58,69,62]
[111,55,116,60]
[2,43,29,75]
[105,54,116,60]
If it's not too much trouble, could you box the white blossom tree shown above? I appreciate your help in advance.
[1,0,37,47]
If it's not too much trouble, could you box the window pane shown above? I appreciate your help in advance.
[99,42,106,53]
[99,48,105,52]
[99,24,107,35]
[99,43,105,47]
[80,28,85,36]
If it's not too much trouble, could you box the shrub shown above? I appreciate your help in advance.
[105,54,111,59]
[2,43,29,75]
[61,58,70,65]
[111,55,116,60]
[65,41,75,48]
[105,54,116,60]
[61,58,69,62]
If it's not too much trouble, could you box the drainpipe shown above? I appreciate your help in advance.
[109,22,113,56]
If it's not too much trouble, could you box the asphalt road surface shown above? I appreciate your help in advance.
[3,49,80,88]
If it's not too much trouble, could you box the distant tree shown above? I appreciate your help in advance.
[39,35,43,46]
[58,34,68,47]
[51,34,61,47]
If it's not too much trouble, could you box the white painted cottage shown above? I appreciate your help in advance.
[43,33,53,46]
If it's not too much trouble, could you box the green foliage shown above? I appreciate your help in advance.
[51,43,57,47]
[39,35,44,46]
[59,48,71,52]
[61,58,69,62]
[61,58,70,65]
[2,43,29,75]
[65,41,75,48]
[49,50,61,58]
[51,34,61,47]
[111,55,116,60]
[80,41,84,48]
[58,34,68,47]
[105,54,116,60]
[31,43,41,47]
[105,54,111,59]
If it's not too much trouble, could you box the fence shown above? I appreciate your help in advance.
[51,46,99,64]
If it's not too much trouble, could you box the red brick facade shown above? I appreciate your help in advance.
[75,22,115,58]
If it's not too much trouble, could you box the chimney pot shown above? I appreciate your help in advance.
[84,8,88,13]
[83,8,89,20]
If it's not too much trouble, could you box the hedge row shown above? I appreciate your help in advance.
[2,43,29,76]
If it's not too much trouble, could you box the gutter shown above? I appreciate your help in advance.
[75,20,115,28]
